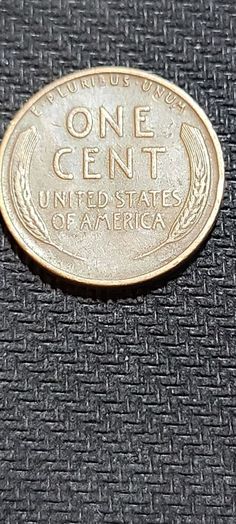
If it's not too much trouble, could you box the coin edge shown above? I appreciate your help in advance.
[0,66,225,286]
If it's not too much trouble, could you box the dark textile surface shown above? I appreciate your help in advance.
[0,1,235,522]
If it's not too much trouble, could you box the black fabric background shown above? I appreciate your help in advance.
[0,1,235,523]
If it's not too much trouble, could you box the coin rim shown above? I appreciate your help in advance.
[0,66,225,286]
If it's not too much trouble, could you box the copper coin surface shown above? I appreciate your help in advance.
[0,67,224,286]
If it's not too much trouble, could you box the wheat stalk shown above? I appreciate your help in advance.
[136,124,211,260]
[11,127,51,243]
[167,160,208,241]
[10,127,84,262]
[14,161,52,243]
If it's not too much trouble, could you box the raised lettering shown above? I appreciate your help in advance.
[52,213,65,230]
[53,148,74,180]
[100,106,123,138]
[67,107,93,138]
[109,148,133,179]
[135,106,154,137]
[142,147,166,179]
[39,191,50,208]
[83,147,101,179]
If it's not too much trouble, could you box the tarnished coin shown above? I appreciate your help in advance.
[0,67,224,286]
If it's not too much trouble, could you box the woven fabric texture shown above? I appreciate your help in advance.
[0,1,235,523]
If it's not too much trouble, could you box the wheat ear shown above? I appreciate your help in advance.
[10,127,51,243]
[136,124,211,260]
[10,127,85,262]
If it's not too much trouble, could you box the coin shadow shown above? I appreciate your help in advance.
[1,216,209,302]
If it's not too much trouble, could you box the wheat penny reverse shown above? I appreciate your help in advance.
[0,67,224,286]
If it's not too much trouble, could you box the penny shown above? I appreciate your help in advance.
[0,67,224,286]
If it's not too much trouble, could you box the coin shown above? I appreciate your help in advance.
[0,67,224,286]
